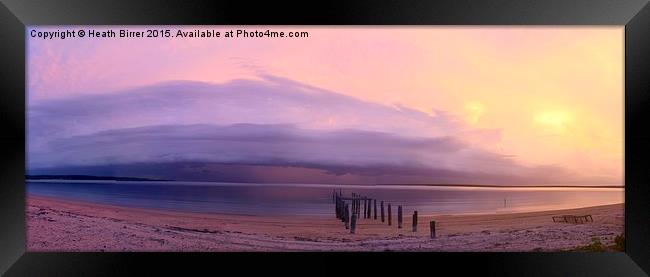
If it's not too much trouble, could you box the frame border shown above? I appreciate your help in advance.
[1,0,649,276]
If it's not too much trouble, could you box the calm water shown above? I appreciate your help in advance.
[27,181,624,216]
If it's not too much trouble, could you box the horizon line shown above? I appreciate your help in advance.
[25,174,624,188]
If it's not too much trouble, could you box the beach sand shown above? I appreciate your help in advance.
[26,196,624,252]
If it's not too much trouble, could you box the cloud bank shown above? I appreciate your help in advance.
[27,75,612,185]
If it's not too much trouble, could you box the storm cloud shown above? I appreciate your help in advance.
[27,75,604,185]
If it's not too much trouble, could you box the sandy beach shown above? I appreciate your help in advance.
[26,195,624,252]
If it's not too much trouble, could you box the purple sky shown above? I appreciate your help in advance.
[27,27,623,185]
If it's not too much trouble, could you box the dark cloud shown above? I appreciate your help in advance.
[29,123,592,185]
[33,123,464,168]
[27,75,609,185]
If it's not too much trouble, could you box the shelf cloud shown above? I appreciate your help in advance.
[27,76,614,185]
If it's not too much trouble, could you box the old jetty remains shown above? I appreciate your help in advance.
[332,189,435,238]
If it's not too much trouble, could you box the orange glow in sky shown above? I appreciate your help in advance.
[28,27,623,184]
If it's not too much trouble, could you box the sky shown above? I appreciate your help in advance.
[27,26,623,185]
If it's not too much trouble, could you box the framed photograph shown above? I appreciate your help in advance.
[1,0,649,276]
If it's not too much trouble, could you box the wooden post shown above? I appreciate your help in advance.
[430,221,436,238]
[412,211,418,232]
[357,195,361,218]
[365,199,369,218]
[363,199,367,218]
[350,195,353,217]
[364,198,367,219]
[355,198,358,218]
[381,201,385,222]
[356,198,359,218]
[373,199,377,220]
[356,195,359,217]
[353,198,356,218]
[358,198,361,218]
[357,196,361,221]
[337,196,341,220]
[335,195,339,219]
[341,198,345,222]
[357,198,360,218]
[344,204,350,229]
[350,213,357,234]
[351,193,354,215]
[355,195,358,218]
[368,200,372,219]
[388,204,392,226]
[363,199,366,219]
[342,199,347,223]
[398,205,403,229]
[339,196,343,219]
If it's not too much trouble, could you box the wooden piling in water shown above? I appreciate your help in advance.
[363,199,367,218]
[335,195,338,219]
[353,198,355,218]
[352,194,355,217]
[350,213,357,234]
[336,196,342,220]
[430,221,436,238]
[342,199,347,223]
[373,199,377,220]
[363,199,368,218]
[340,196,343,219]
[365,199,368,219]
[365,198,368,219]
[343,204,350,229]
[357,198,360,218]
[355,198,359,218]
[340,196,344,219]
[412,211,418,232]
[366,199,372,219]
[336,197,343,219]
[388,204,392,226]
[381,201,385,222]
[366,199,372,218]
[356,195,359,218]
[358,195,363,219]
[398,205,403,229]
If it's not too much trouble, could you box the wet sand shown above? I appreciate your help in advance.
[26,195,624,251]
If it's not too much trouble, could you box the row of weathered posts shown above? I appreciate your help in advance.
[333,189,436,238]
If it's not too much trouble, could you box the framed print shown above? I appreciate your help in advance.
[1,0,649,276]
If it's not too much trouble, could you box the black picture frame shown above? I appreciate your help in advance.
[1,0,649,276]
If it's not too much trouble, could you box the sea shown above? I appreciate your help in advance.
[27,180,624,216]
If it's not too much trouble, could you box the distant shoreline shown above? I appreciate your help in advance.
[25,175,623,189]
[25,175,172,182]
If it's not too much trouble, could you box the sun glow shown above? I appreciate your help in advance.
[534,111,574,133]
[465,102,485,124]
